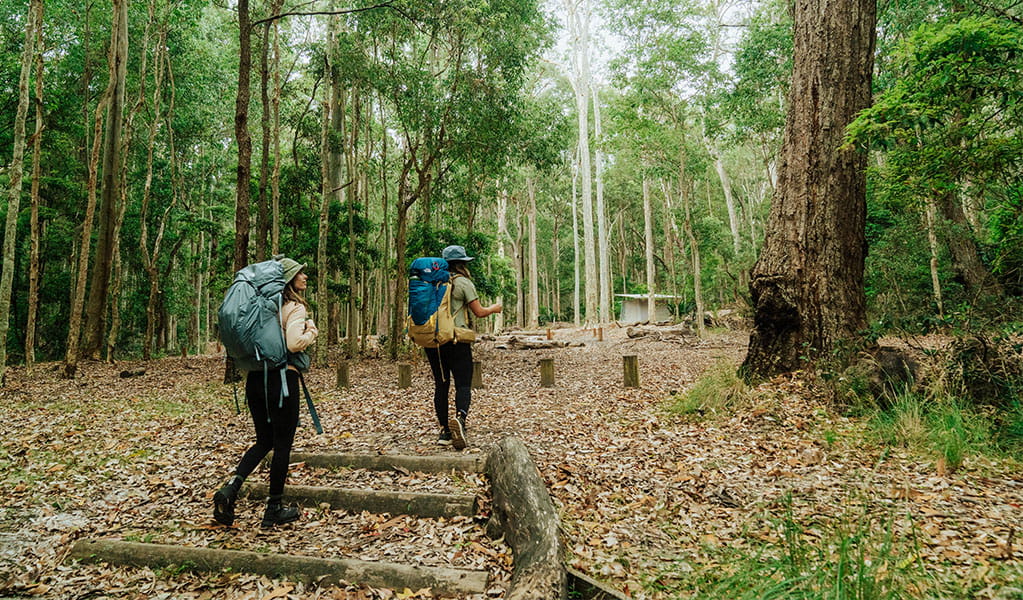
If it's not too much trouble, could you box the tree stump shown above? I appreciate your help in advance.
[398,363,411,389]
[336,361,350,389]
[623,355,639,388]
[472,360,484,389]
[539,358,555,388]
[487,437,567,600]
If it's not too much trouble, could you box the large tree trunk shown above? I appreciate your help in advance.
[0,0,41,383]
[743,0,877,379]
[82,0,129,360]
[26,0,44,370]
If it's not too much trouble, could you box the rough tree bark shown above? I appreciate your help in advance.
[82,0,129,360]
[743,0,877,379]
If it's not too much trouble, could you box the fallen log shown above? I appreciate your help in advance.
[625,324,694,339]
[287,451,486,474]
[242,483,477,518]
[69,539,488,595]
[487,437,567,600]
[494,336,573,350]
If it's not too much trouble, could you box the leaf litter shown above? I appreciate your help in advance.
[1,326,1021,598]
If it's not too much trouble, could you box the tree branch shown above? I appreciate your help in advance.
[249,1,413,29]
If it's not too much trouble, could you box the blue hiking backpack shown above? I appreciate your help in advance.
[406,257,456,347]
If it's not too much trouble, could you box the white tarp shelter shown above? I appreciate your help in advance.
[616,294,681,323]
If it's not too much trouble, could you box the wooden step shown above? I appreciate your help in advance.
[287,451,487,474]
[70,539,488,596]
[242,482,478,518]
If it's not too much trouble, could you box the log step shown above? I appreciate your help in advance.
[69,539,488,596]
[288,451,486,474]
[242,483,478,518]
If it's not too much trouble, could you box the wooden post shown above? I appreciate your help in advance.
[336,361,350,389]
[398,363,411,389]
[623,355,639,388]
[546,327,552,340]
[597,327,604,342]
[539,358,555,388]
[472,360,484,389]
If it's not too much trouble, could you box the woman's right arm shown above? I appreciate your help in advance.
[467,299,502,318]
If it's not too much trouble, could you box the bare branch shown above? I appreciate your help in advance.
[249,1,413,29]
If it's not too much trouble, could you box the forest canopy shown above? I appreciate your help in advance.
[1,0,1021,375]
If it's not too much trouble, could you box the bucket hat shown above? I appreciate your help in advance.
[441,245,474,262]
[279,257,306,283]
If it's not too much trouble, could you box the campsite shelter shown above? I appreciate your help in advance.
[615,294,681,322]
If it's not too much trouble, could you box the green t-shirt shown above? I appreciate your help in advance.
[450,275,478,328]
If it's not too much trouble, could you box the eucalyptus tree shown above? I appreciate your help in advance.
[563,0,598,324]
[1,0,42,383]
[742,0,877,379]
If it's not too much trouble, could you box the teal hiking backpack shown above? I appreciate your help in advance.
[219,259,288,373]
[218,258,322,433]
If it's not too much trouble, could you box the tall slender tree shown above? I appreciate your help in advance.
[81,0,129,360]
[1,0,42,383]
[25,0,45,369]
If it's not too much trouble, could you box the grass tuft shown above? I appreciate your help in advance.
[667,359,748,419]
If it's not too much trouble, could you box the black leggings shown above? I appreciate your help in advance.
[425,342,473,428]
[234,368,300,498]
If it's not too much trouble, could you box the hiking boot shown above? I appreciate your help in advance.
[213,481,240,527]
[261,502,300,528]
[448,415,468,450]
[437,428,453,446]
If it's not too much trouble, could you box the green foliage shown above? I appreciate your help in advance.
[850,14,1023,330]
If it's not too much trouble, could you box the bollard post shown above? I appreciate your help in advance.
[472,361,484,389]
[336,361,350,389]
[597,327,604,342]
[623,355,640,388]
[398,363,412,389]
[546,327,552,340]
[540,358,555,388]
